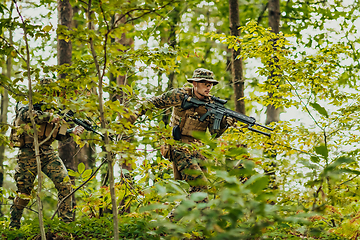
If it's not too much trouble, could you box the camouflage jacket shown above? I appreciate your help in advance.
[134,87,229,143]
[10,102,71,148]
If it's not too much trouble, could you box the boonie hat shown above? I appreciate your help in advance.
[187,68,219,86]
[40,78,54,85]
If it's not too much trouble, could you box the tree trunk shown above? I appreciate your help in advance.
[264,0,281,193]
[162,7,179,125]
[57,0,73,78]
[266,0,281,124]
[57,0,78,220]
[229,0,245,114]
[0,35,11,218]
[57,0,74,166]
[0,1,14,218]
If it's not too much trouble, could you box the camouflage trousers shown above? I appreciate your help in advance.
[10,145,73,229]
[172,149,208,202]
[167,149,209,220]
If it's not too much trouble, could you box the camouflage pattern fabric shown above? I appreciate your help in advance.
[186,68,219,85]
[10,145,73,228]
[10,102,74,229]
[18,102,53,125]
[146,86,228,200]
[9,197,29,229]
[131,80,230,220]
[148,87,187,110]
[172,149,208,198]
[149,87,228,137]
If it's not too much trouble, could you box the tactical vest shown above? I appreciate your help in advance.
[10,108,67,148]
[170,87,210,144]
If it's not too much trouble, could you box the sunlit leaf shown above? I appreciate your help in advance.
[82,169,92,179]
[78,162,86,174]
[42,25,52,32]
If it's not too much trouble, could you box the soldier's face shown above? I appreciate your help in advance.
[193,81,213,99]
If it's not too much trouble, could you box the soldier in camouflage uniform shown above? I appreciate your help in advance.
[129,68,234,203]
[9,82,84,229]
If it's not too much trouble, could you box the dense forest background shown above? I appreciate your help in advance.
[1,0,360,239]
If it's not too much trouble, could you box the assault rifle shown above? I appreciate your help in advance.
[64,110,113,141]
[23,103,112,141]
[181,95,274,137]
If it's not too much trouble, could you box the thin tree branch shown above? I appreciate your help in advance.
[13,0,46,238]
[339,174,360,186]
[0,35,26,63]
[121,1,177,25]
[51,158,107,219]
[87,0,119,238]
[284,77,323,130]
[257,3,268,24]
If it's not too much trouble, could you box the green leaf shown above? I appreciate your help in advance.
[82,169,92,179]
[63,176,70,183]
[243,174,269,194]
[42,25,52,32]
[309,102,329,118]
[227,147,247,157]
[305,179,323,187]
[178,200,196,209]
[78,162,86,174]
[215,170,238,184]
[326,156,355,170]
[139,203,167,213]
[342,168,360,175]
[192,131,217,149]
[322,157,355,179]
[310,156,320,163]
[190,192,208,202]
[68,169,79,177]
[299,159,320,170]
[314,145,328,159]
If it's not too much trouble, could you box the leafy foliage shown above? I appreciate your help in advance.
[1,0,360,239]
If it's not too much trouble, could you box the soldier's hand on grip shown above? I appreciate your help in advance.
[73,126,85,135]
[225,116,236,127]
[50,113,60,123]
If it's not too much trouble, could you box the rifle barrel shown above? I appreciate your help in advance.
[248,127,271,137]
[255,123,275,131]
